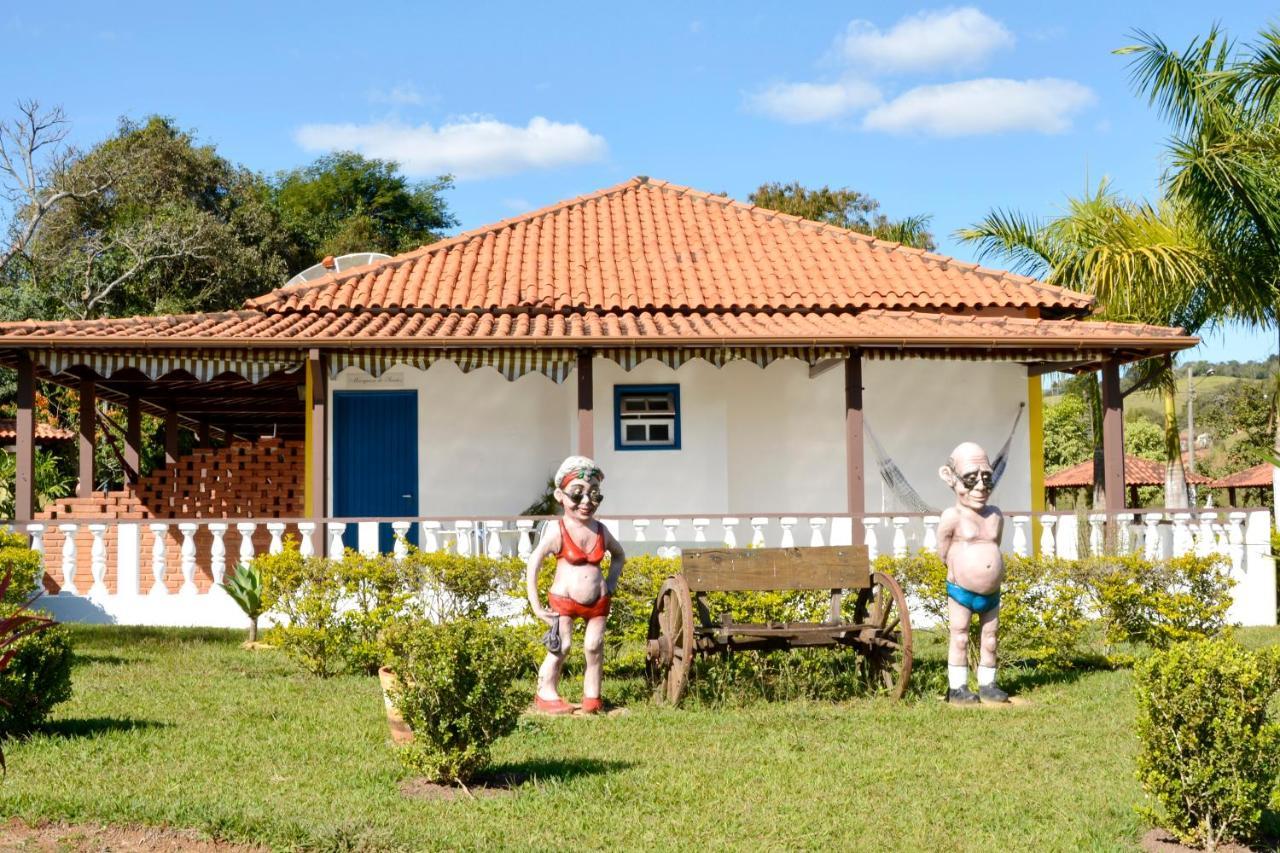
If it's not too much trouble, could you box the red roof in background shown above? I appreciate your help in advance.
[247,177,1098,316]
[0,420,74,443]
[1045,455,1212,488]
[1209,463,1274,489]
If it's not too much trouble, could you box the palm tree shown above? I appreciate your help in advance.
[1118,25,1280,509]
[959,182,1216,508]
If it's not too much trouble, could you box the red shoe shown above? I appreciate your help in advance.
[533,696,576,715]
[580,697,604,714]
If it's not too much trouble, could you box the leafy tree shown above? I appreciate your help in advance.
[747,182,935,250]
[273,152,456,272]
[8,116,294,319]
[1043,393,1093,473]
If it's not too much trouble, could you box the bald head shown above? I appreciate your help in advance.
[947,442,990,473]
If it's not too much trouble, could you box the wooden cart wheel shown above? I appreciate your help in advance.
[856,571,913,699]
[645,575,694,705]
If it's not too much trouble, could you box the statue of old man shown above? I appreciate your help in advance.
[936,442,1010,704]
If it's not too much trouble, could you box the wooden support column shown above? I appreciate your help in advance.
[124,394,142,484]
[77,378,95,499]
[306,349,328,555]
[14,353,34,523]
[576,349,594,458]
[198,417,212,448]
[164,402,179,466]
[1101,359,1126,511]
[845,348,865,519]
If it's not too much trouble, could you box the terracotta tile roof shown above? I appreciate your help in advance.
[0,308,1192,351]
[1209,463,1274,489]
[0,419,74,443]
[246,177,1097,317]
[1044,455,1212,488]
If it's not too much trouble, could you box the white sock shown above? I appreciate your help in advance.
[977,665,996,687]
[948,665,969,690]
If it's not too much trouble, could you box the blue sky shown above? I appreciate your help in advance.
[3,1,1277,362]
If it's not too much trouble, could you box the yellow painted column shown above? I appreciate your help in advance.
[303,364,314,517]
[1027,374,1046,555]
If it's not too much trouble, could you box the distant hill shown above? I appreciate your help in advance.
[1044,359,1272,425]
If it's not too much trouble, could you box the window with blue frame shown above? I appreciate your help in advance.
[614,384,680,450]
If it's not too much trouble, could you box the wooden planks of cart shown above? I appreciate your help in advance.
[644,545,913,704]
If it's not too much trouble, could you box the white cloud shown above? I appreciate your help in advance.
[862,78,1096,136]
[294,116,608,180]
[839,7,1013,73]
[746,79,880,124]
[367,83,428,106]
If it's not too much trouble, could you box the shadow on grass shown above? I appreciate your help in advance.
[484,756,634,786]
[904,654,1117,701]
[39,716,169,739]
[71,652,132,668]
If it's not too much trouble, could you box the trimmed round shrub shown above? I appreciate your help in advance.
[388,618,533,784]
[0,540,43,604]
[1134,638,1280,849]
[0,605,73,733]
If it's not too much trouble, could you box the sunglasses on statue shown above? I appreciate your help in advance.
[958,471,994,490]
[565,488,605,505]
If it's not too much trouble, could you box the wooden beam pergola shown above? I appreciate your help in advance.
[577,349,594,458]
[845,348,865,519]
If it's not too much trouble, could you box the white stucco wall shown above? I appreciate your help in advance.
[328,356,1034,518]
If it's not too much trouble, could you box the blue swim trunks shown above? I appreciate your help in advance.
[947,581,1000,614]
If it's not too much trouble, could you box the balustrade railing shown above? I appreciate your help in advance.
[17,507,1277,628]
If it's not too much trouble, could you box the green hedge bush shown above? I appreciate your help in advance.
[0,531,42,603]
[386,618,534,784]
[1083,553,1234,650]
[0,607,73,734]
[1135,638,1280,849]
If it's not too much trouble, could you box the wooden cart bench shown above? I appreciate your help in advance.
[644,545,913,704]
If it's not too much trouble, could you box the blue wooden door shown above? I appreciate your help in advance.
[332,390,418,553]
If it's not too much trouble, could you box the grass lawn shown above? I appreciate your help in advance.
[2,625,1279,851]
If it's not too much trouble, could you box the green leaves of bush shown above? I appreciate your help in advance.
[386,618,533,784]
[1135,639,1280,849]
[1084,554,1235,650]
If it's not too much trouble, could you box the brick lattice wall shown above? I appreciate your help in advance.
[37,438,303,594]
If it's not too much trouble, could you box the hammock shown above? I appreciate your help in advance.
[865,403,1027,513]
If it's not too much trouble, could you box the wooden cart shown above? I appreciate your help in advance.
[644,545,912,704]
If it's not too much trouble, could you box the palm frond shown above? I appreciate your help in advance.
[1117,26,1233,132]
[954,208,1059,278]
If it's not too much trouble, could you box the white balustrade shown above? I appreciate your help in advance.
[58,523,78,595]
[777,517,796,548]
[149,523,168,595]
[484,521,504,559]
[1171,513,1193,555]
[1143,513,1163,561]
[662,518,679,546]
[392,521,412,561]
[808,517,826,548]
[327,522,346,558]
[516,520,535,559]
[26,523,45,594]
[1196,512,1217,557]
[692,518,709,544]
[922,516,939,553]
[420,521,441,553]
[721,518,739,548]
[1227,512,1247,575]
[862,518,879,560]
[891,517,908,559]
[454,520,474,556]
[1039,515,1057,559]
[88,523,108,598]
[1011,516,1028,558]
[298,522,316,558]
[1117,516,1131,554]
[209,523,228,587]
[1087,514,1105,556]
[266,522,286,555]
[237,522,256,567]
[750,517,767,549]
[632,519,649,543]
[178,523,198,596]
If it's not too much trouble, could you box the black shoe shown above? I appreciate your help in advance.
[979,683,1010,703]
[947,686,979,704]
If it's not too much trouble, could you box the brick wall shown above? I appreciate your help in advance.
[38,438,304,594]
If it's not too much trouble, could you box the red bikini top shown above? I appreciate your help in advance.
[556,518,606,565]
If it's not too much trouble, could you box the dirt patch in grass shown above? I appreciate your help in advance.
[399,772,527,802]
[0,818,266,852]
[1139,828,1254,852]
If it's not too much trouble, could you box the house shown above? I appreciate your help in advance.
[1,177,1270,626]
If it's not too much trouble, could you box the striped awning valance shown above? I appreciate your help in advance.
[862,348,1107,363]
[38,349,304,383]
[330,348,579,382]
[598,346,846,371]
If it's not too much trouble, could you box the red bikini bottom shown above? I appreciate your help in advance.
[548,593,612,620]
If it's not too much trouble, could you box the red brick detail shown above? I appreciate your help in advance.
[36,438,303,594]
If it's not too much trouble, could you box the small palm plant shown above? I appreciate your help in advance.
[0,566,54,772]
[221,562,264,643]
